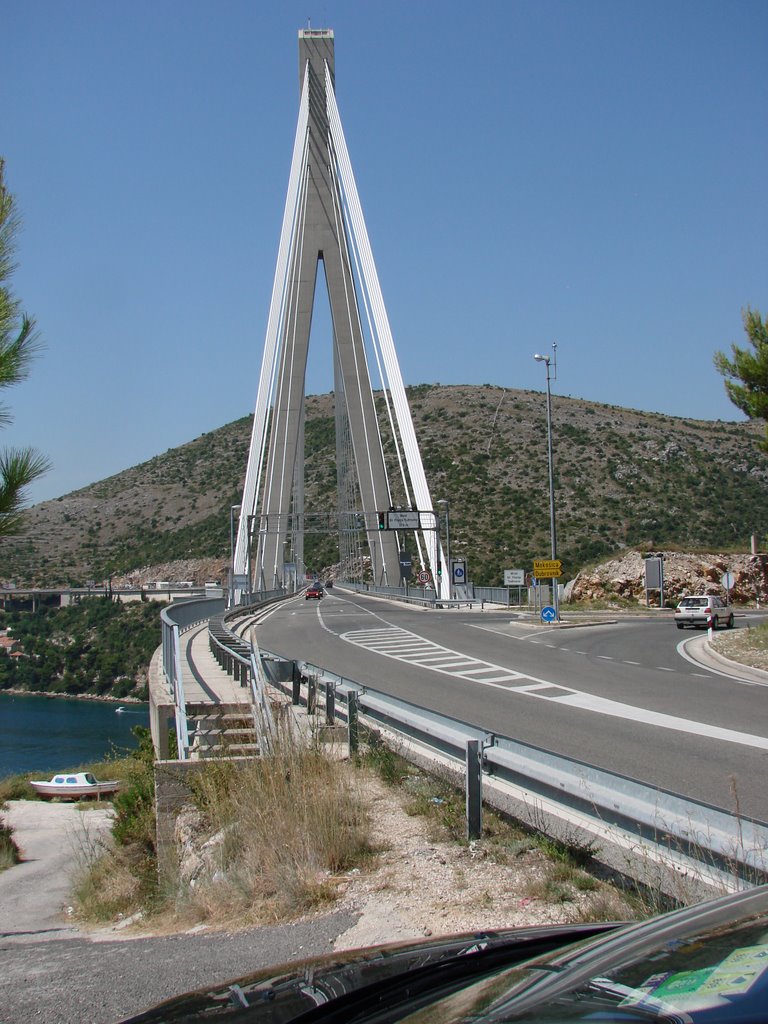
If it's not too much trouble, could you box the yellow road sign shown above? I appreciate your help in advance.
[533,559,562,579]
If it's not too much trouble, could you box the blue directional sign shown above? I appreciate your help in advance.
[541,605,557,623]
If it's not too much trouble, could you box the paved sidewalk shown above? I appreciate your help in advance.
[0,800,113,943]
[179,622,251,704]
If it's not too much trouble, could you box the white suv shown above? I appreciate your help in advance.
[674,594,735,630]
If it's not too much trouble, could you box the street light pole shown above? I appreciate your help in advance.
[437,499,451,601]
[534,344,559,621]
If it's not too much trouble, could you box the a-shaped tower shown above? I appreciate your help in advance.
[234,29,446,597]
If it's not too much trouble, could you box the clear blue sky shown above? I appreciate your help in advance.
[3,0,766,503]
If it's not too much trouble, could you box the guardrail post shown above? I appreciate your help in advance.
[466,738,482,840]
[326,682,335,724]
[348,694,359,754]
[307,674,316,715]
[292,665,302,705]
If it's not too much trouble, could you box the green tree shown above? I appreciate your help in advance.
[714,308,768,452]
[0,158,49,536]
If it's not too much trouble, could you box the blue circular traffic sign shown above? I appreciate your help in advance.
[541,605,557,623]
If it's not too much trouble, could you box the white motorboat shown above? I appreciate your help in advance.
[29,771,121,800]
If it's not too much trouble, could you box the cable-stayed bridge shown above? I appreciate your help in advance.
[233,29,448,600]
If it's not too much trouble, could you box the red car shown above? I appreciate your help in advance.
[305,584,324,600]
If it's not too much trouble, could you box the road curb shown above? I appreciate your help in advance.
[685,633,768,683]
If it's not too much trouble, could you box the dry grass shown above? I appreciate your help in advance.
[174,731,377,926]
[0,809,21,871]
[713,619,768,671]
[70,806,155,922]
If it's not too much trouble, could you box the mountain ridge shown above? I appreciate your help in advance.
[2,384,766,588]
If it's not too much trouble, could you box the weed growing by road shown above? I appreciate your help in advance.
[72,726,160,922]
[360,728,634,921]
[175,725,376,926]
[0,807,20,870]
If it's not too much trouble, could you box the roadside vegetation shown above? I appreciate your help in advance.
[0,806,21,870]
[71,723,376,928]
[71,726,160,921]
[712,617,768,672]
[0,598,159,699]
[64,721,651,935]
[363,733,643,922]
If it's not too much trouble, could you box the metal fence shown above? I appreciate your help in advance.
[341,580,550,608]
[160,598,226,759]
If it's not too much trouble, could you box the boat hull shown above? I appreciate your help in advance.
[30,776,121,800]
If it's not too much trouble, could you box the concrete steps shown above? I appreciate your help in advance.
[188,707,260,759]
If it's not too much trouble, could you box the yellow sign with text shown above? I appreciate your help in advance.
[533,559,562,578]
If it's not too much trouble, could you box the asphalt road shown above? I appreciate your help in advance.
[257,592,768,820]
[0,912,357,1024]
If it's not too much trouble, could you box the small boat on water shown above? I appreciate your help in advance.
[29,772,121,800]
[115,706,126,713]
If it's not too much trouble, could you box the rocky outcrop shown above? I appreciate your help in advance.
[567,550,768,606]
[112,558,229,589]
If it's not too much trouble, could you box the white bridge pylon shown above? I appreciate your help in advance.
[234,29,446,599]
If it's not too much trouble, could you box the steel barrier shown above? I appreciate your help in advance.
[199,606,768,897]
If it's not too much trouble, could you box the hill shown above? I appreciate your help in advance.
[1,384,767,588]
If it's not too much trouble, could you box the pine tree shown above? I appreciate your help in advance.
[0,158,49,535]
[714,308,768,453]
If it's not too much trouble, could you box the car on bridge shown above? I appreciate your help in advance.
[674,594,734,630]
[305,583,324,600]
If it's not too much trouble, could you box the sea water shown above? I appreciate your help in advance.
[0,692,148,779]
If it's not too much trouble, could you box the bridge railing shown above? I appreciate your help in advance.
[340,581,474,607]
[340,581,533,608]
[160,598,226,758]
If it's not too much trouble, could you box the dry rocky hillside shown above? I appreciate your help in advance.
[2,384,767,588]
[568,549,768,604]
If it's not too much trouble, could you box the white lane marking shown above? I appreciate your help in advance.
[330,619,768,751]
[551,690,768,749]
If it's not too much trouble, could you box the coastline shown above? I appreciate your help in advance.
[0,688,145,704]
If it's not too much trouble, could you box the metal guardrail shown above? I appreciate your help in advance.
[341,580,541,609]
[342,581,475,608]
[199,607,768,895]
[207,589,287,680]
[263,653,768,895]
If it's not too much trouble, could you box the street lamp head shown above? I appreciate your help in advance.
[533,354,549,364]
[436,498,448,506]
